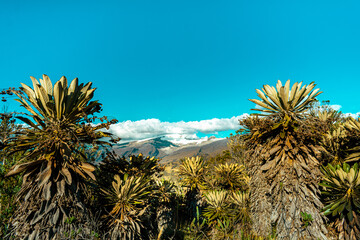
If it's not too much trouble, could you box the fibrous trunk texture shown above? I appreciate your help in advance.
[247,152,272,236]
[6,177,98,240]
[246,139,329,239]
[268,162,328,239]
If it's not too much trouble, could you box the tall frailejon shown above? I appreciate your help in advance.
[241,80,328,239]
[4,75,114,239]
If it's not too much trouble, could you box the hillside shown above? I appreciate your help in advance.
[112,136,228,164]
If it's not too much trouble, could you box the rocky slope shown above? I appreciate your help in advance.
[112,137,228,164]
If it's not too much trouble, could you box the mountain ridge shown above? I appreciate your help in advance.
[112,136,228,164]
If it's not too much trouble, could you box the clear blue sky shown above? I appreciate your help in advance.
[1,0,359,124]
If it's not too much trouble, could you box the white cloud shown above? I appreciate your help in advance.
[327,105,359,118]
[108,114,249,142]
[343,112,360,119]
[106,105,360,144]
[329,104,342,111]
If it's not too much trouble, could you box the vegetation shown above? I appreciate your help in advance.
[1,76,359,239]
[241,80,327,239]
[2,75,115,239]
[102,174,152,239]
[320,163,360,239]
[0,113,22,238]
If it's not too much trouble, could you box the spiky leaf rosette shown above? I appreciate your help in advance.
[178,156,206,223]
[242,80,328,239]
[230,191,250,229]
[214,163,249,191]
[321,123,349,165]
[203,190,250,235]
[344,117,360,163]
[96,153,166,238]
[320,163,360,240]
[203,190,229,224]
[178,156,206,191]
[315,108,343,124]
[102,174,151,240]
[310,108,349,165]
[97,152,163,189]
[250,79,322,119]
[4,75,114,239]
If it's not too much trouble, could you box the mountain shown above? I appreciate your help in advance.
[112,137,228,164]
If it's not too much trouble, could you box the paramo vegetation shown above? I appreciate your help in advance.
[0,75,359,240]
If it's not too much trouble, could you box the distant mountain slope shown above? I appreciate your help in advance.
[113,137,228,164]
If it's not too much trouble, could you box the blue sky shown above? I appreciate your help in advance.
[1,0,359,141]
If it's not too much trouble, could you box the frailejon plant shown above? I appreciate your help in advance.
[97,153,169,239]
[320,163,360,239]
[178,156,206,191]
[203,190,230,224]
[4,75,115,239]
[201,190,250,238]
[102,174,151,240]
[344,117,360,163]
[321,122,348,165]
[241,80,328,239]
[178,156,207,224]
[230,191,250,230]
[97,152,163,188]
[214,163,249,191]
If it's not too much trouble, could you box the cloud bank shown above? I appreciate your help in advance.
[109,114,249,143]
[108,104,359,144]
[329,105,360,118]
[343,112,360,119]
[329,104,342,111]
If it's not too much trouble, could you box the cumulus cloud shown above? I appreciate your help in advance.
[327,105,360,118]
[343,112,360,119]
[108,114,249,142]
[106,104,360,144]
[329,104,342,111]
